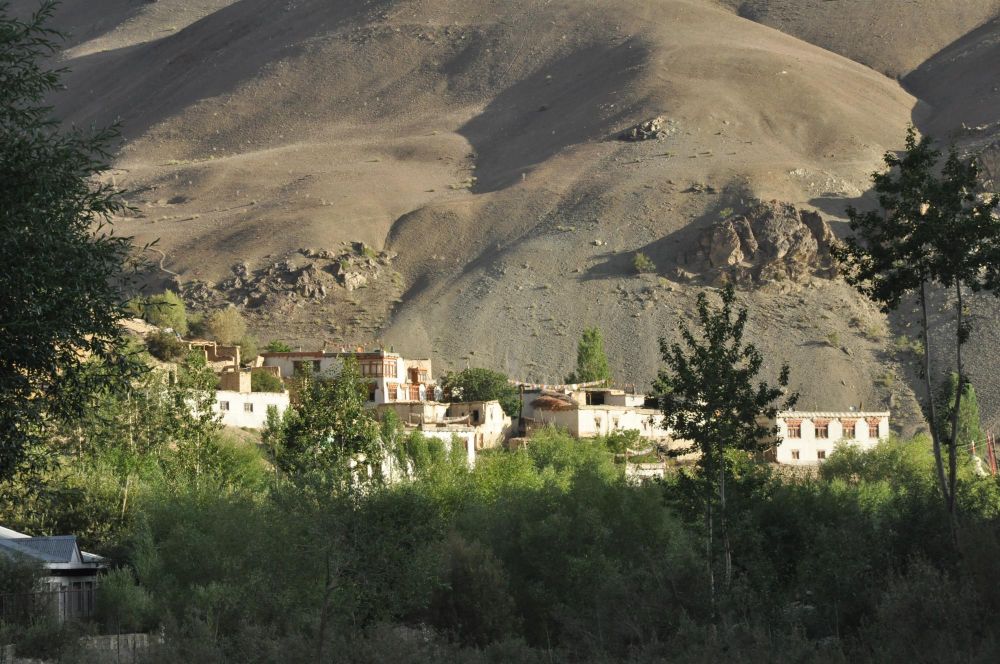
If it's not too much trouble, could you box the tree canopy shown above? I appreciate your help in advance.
[0,1,138,480]
[832,127,1000,526]
[441,367,521,418]
[653,284,796,598]
[565,327,612,385]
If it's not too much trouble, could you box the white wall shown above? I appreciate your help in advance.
[531,406,667,441]
[775,412,889,465]
[214,391,290,429]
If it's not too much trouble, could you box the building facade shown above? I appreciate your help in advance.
[214,389,290,429]
[0,526,105,622]
[775,410,890,465]
[260,349,438,404]
[520,388,671,443]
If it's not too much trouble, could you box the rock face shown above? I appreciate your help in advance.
[177,242,398,313]
[690,201,836,285]
[618,116,674,141]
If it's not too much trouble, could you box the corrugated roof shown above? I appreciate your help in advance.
[18,537,80,563]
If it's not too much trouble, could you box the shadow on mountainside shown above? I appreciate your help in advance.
[49,0,393,139]
[458,38,651,194]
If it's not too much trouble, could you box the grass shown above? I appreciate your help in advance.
[633,252,656,274]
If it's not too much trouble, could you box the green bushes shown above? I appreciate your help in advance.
[146,331,187,362]
[250,370,284,393]
[10,413,1000,661]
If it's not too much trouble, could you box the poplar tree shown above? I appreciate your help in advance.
[566,327,612,384]
[653,284,796,603]
[832,128,1000,532]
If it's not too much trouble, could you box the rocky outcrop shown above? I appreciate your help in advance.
[687,200,836,286]
[618,116,675,141]
[177,242,398,313]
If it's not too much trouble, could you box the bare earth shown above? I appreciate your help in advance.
[14,0,1000,432]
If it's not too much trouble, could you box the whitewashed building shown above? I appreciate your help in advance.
[520,388,671,443]
[260,348,439,404]
[775,410,890,465]
[214,389,290,429]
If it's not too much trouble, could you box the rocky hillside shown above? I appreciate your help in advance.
[14,0,1000,431]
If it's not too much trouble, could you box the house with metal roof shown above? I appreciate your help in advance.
[0,526,105,621]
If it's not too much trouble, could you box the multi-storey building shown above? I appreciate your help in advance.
[774,410,890,465]
[260,348,439,404]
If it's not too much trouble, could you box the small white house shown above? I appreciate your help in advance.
[521,388,670,443]
[775,410,890,465]
[213,390,290,429]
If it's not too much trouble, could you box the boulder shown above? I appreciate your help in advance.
[619,116,671,141]
[692,200,836,286]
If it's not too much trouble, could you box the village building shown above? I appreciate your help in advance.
[520,387,672,443]
[774,410,891,465]
[260,348,439,404]
[213,368,291,429]
[0,526,105,621]
[376,399,513,452]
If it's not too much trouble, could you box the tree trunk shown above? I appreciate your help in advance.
[316,547,336,662]
[719,460,732,589]
[946,281,966,537]
[920,281,951,511]
[705,483,715,612]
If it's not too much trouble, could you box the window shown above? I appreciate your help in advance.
[842,420,856,438]
[472,410,480,423]
[817,450,827,460]
[219,400,230,411]
[814,420,829,439]
[786,421,801,439]
[384,362,397,378]
[244,402,254,413]
[791,450,800,460]
[313,360,322,373]
[868,421,880,438]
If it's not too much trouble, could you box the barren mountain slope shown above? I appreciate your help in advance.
[25,0,975,428]
[714,0,1000,78]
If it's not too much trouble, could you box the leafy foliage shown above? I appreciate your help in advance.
[632,251,656,274]
[442,367,521,418]
[565,327,611,384]
[146,330,187,362]
[251,370,285,393]
[832,127,1000,525]
[264,340,293,353]
[142,290,188,335]
[265,358,385,485]
[936,373,983,456]
[0,1,140,480]
[654,284,796,598]
[204,307,247,345]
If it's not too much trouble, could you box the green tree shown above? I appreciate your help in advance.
[0,1,139,480]
[652,284,796,602]
[264,340,292,353]
[832,128,1000,529]
[251,370,284,393]
[204,306,247,345]
[143,290,188,336]
[565,327,612,384]
[441,368,521,418]
[935,373,983,457]
[266,358,384,486]
[145,330,187,362]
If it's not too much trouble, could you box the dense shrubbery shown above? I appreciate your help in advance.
[7,421,1000,662]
